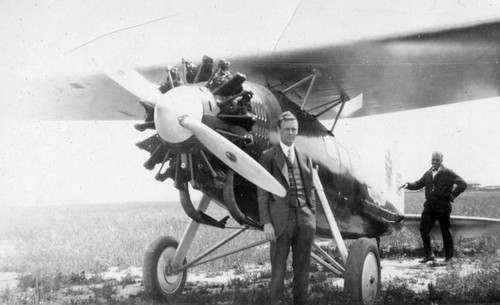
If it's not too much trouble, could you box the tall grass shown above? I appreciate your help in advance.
[0,201,266,275]
[2,191,500,275]
[1,191,500,302]
[404,190,500,217]
[1,191,500,304]
[381,190,500,257]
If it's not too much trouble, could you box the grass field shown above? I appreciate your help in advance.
[0,200,267,275]
[382,190,500,257]
[1,190,499,304]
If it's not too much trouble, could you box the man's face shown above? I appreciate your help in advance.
[278,119,298,146]
[431,154,442,170]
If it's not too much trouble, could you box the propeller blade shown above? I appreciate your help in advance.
[102,66,162,103]
[179,116,286,197]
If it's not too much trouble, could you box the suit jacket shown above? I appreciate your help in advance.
[407,166,467,209]
[257,144,316,237]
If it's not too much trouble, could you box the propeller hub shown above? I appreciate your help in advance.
[154,85,210,143]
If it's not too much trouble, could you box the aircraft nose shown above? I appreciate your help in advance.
[154,85,206,143]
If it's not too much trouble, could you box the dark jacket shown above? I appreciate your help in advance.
[407,166,466,209]
[257,145,316,237]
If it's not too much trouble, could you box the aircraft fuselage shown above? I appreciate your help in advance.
[161,81,404,239]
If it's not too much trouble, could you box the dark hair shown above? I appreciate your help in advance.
[277,111,297,128]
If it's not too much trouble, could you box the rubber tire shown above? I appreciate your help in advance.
[143,236,187,301]
[344,237,381,305]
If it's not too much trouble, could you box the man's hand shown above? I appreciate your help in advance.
[398,183,408,191]
[263,223,276,243]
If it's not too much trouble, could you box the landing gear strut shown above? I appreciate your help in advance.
[312,166,381,305]
[142,194,269,302]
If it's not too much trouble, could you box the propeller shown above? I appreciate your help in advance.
[101,65,162,103]
[179,115,286,197]
[103,65,286,197]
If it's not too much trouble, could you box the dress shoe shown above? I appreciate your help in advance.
[419,255,436,263]
[444,257,454,263]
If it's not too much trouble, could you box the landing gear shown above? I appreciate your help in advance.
[143,236,187,300]
[311,167,381,305]
[345,238,381,305]
[142,194,269,302]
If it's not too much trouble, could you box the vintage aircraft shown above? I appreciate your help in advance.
[97,20,500,304]
[13,2,500,304]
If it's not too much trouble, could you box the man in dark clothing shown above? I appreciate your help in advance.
[258,111,316,305]
[399,151,466,263]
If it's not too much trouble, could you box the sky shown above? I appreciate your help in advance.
[1,0,500,206]
[2,0,500,75]
[1,97,499,207]
[335,97,500,186]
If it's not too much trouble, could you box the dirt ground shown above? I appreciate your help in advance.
[0,256,491,303]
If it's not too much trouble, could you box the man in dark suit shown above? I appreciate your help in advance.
[258,111,316,305]
[399,151,466,263]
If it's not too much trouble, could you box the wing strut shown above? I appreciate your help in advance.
[279,68,363,132]
[312,165,348,264]
[282,69,322,110]
[307,94,363,133]
[324,96,347,133]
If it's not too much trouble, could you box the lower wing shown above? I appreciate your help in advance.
[404,214,500,240]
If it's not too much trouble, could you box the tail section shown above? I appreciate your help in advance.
[404,214,500,240]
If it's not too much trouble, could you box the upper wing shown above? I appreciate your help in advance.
[5,1,500,120]
[231,20,500,119]
[404,214,500,240]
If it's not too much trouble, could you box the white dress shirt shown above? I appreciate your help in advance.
[432,166,441,178]
[280,142,295,165]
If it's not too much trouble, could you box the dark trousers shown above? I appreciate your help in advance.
[270,206,315,305]
[420,208,453,258]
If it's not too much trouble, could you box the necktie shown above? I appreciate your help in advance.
[287,148,293,165]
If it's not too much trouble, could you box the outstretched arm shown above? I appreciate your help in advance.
[399,174,426,191]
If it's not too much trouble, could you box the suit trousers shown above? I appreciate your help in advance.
[270,205,316,305]
[420,207,453,258]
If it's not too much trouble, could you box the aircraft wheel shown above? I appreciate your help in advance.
[143,236,187,301]
[344,237,381,305]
